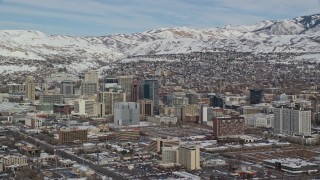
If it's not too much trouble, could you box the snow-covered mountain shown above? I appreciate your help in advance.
[0,14,319,75]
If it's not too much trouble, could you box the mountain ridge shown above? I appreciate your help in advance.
[0,14,319,75]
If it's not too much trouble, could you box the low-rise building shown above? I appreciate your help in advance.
[25,117,44,129]
[263,158,318,174]
[58,128,88,144]
[148,116,177,125]
[53,104,72,115]
[72,164,96,177]
[0,154,28,171]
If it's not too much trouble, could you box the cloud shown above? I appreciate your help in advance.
[0,0,319,35]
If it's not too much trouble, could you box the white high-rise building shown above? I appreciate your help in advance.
[274,107,311,135]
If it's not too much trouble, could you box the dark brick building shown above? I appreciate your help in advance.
[213,116,245,137]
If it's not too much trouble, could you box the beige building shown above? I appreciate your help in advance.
[74,99,95,116]
[84,70,99,85]
[148,138,181,154]
[1,154,28,171]
[117,75,133,93]
[184,104,199,116]
[117,75,133,102]
[93,102,105,117]
[99,91,126,115]
[162,147,179,164]
[139,99,154,119]
[178,145,201,170]
[25,76,35,101]
[161,106,175,116]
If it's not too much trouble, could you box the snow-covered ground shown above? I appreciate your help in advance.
[0,14,319,74]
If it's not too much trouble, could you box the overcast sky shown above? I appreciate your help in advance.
[0,0,319,36]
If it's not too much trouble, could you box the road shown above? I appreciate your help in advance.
[8,129,127,180]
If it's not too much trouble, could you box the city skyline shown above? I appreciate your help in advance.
[0,0,319,36]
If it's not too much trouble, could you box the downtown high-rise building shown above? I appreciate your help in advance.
[141,79,159,115]
[117,75,133,93]
[60,80,75,97]
[84,70,99,85]
[81,83,97,96]
[274,107,311,135]
[250,89,263,104]
[117,75,133,101]
[114,102,140,126]
[83,70,99,92]
[131,79,140,102]
[25,76,35,101]
[99,90,126,115]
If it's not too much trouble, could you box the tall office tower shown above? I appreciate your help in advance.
[117,75,133,102]
[25,76,35,101]
[114,102,140,126]
[274,107,311,135]
[211,95,224,108]
[141,79,159,115]
[186,93,199,105]
[131,79,140,102]
[117,75,133,93]
[178,145,201,170]
[84,70,99,84]
[99,90,126,115]
[250,89,263,104]
[60,81,75,97]
[84,69,99,92]
[81,83,97,96]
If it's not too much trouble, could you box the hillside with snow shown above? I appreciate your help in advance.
[0,14,319,75]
